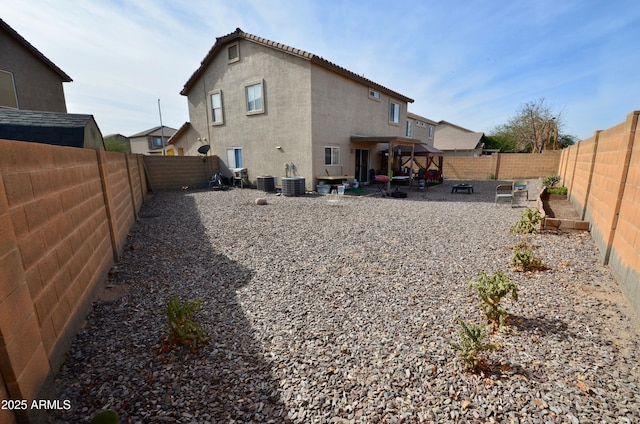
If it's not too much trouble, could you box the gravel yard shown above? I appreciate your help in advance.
[50,180,640,423]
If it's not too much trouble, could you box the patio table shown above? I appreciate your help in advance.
[451,183,474,194]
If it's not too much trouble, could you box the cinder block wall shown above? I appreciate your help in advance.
[144,155,218,191]
[443,155,494,180]
[443,151,560,180]
[496,151,561,179]
[0,140,147,423]
[559,111,640,323]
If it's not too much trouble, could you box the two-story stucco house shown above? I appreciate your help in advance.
[129,126,177,156]
[0,18,71,112]
[174,28,426,189]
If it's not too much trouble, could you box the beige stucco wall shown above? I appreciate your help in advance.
[310,66,407,184]
[0,30,68,113]
[172,125,202,157]
[186,39,312,186]
[407,116,435,147]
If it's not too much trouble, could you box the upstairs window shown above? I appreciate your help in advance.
[245,81,264,114]
[406,120,412,137]
[324,147,340,165]
[389,101,400,124]
[368,88,380,101]
[210,91,223,124]
[228,43,239,63]
[150,137,164,149]
[428,125,434,138]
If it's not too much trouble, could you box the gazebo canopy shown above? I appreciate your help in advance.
[350,135,423,189]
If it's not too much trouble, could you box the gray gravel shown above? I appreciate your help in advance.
[50,179,640,423]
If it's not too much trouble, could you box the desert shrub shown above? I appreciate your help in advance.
[542,175,560,187]
[469,271,519,330]
[546,186,568,195]
[450,320,496,372]
[163,296,210,351]
[510,208,542,234]
[511,238,545,272]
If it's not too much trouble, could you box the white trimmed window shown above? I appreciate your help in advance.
[210,90,223,125]
[245,81,264,114]
[406,120,412,137]
[428,125,434,138]
[368,88,380,100]
[228,43,240,63]
[227,147,243,168]
[324,147,340,165]
[389,101,400,124]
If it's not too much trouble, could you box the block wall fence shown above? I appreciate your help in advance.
[0,140,217,424]
[442,150,561,180]
[559,110,640,324]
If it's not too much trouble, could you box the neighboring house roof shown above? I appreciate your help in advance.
[181,28,413,104]
[437,120,476,133]
[0,108,102,148]
[168,122,191,145]
[407,112,438,126]
[434,129,485,151]
[128,125,177,138]
[0,18,72,82]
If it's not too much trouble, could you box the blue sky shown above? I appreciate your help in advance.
[3,0,639,140]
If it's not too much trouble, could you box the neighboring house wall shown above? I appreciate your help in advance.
[169,124,201,156]
[0,20,70,112]
[129,127,176,156]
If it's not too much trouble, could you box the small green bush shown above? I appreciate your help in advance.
[542,175,560,187]
[546,186,568,195]
[511,238,545,272]
[510,208,542,234]
[163,296,210,351]
[469,271,519,330]
[450,320,496,372]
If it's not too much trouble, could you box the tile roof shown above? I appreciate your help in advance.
[128,126,177,138]
[181,28,413,103]
[0,18,72,82]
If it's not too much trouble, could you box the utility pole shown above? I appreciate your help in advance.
[158,98,166,156]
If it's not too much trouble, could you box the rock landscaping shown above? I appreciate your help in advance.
[49,180,639,423]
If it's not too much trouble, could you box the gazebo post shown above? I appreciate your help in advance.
[409,144,415,190]
[387,142,393,191]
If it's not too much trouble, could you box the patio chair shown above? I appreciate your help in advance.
[495,183,514,205]
[373,175,389,196]
[513,180,528,200]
